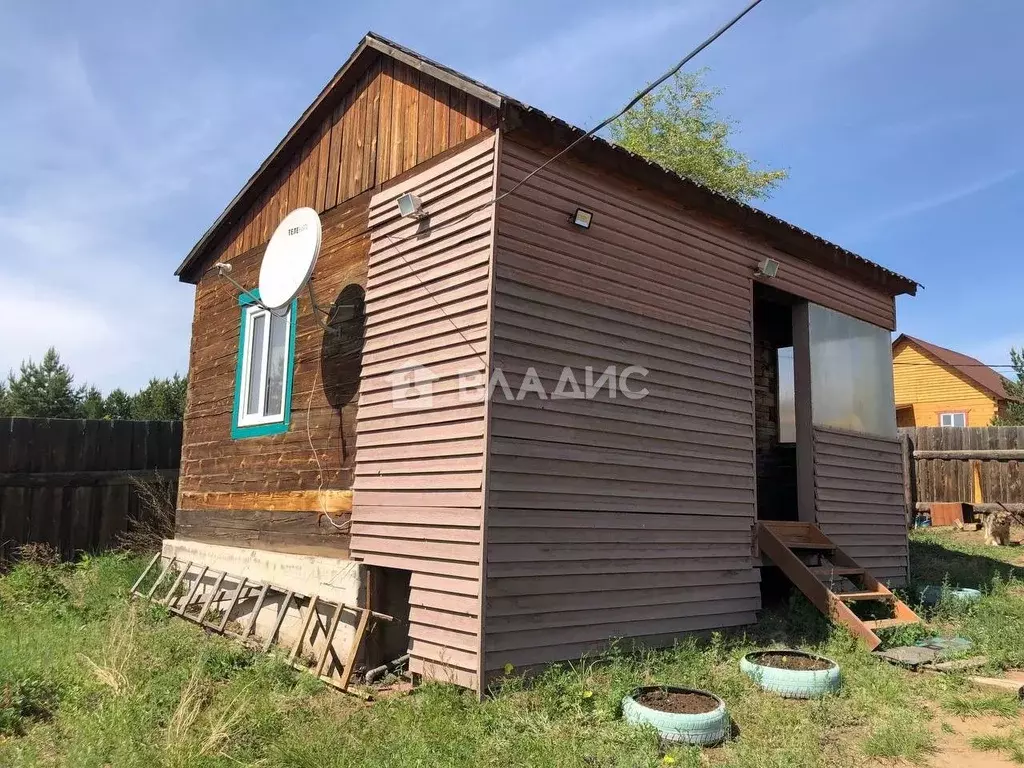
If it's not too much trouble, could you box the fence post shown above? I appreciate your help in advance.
[899,430,915,529]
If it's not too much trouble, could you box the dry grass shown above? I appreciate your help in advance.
[77,604,140,696]
[119,474,178,553]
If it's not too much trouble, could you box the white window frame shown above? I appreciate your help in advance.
[237,304,292,427]
[939,411,967,428]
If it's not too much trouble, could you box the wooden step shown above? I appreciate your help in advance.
[836,590,894,602]
[863,618,915,630]
[781,540,836,551]
[757,521,921,651]
[809,566,864,578]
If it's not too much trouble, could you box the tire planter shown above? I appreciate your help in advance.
[621,686,728,746]
[740,650,841,699]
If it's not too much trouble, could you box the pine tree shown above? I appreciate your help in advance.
[81,386,107,419]
[993,347,1024,425]
[5,348,84,418]
[103,388,134,420]
[130,374,188,421]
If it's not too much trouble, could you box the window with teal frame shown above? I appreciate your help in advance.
[232,289,297,439]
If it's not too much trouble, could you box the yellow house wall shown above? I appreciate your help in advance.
[892,343,999,427]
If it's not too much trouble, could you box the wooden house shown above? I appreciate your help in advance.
[893,335,1017,428]
[171,34,920,692]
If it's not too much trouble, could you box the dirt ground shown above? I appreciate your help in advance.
[928,713,1024,768]
[938,526,1024,561]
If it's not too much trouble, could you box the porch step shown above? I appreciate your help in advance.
[757,521,921,651]
[809,566,865,578]
[835,591,895,602]
[785,542,836,551]
[864,618,916,631]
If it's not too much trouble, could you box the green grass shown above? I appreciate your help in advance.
[0,529,1021,767]
[970,731,1024,764]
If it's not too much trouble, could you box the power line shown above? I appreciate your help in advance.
[377,0,768,251]
[373,0,769,354]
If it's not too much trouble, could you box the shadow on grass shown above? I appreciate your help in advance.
[909,539,1023,589]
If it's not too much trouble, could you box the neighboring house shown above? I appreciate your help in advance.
[893,334,1016,427]
[169,33,919,692]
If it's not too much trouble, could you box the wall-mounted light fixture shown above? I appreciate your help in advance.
[569,207,594,230]
[756,257,780,278]
[396,192,427,219]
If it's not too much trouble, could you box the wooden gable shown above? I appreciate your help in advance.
[184,52,498,282]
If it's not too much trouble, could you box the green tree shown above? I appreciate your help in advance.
[609,69,788,202]
[0,380,8,417]
[5,348,84,418]
[992,347,1024,425]
[103,388,134,420]
[131,375,187,421]
[81,386,107,419]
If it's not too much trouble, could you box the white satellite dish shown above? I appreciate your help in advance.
[258,207,322,309]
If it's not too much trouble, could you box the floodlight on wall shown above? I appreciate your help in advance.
[756,257,780,278]
[569,207,593,230]
[396,192,426,219]
[213,262,233,276]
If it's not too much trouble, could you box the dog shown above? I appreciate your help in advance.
[981,511,1012,547]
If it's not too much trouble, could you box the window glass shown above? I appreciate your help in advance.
[246,312,267,416]
[777,347,796,443]
[808,303,896,438]
[941,412,966,427]
[237,301,292,430]
[265,310,289,416]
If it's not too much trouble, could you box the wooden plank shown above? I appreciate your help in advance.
[162,560,192,607]
[196,571,227,625]
[289,594,320,664]
[174,565,208,616]
[263,590,294,653]
[217,577,248,632]
[130,552,161,594]
[179,490,352,512]
[245,584,270,638]
[340,607,371,690]
[147,556,176,599]
[315,602,345,678]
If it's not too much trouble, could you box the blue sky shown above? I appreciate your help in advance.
[1,0,1021,391]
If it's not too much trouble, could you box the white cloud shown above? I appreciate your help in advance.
[0,15,286,392]
[479,1,718,117]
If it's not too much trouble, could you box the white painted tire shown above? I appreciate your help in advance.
[740,651,841,699]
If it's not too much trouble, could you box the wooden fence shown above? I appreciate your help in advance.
[0,418,182,564]
[899,426,1024,516]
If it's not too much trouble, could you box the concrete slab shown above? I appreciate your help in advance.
[160,538,363,671]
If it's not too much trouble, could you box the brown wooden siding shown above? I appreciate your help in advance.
[176,192,371,555]
[813,426,908,584]
[351,136,498,687]
[203,57,497,278]
[481,137,761,675]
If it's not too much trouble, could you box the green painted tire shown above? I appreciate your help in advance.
[740,650,841,699]
[621,686,728,746]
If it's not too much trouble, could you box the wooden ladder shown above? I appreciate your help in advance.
[757,521,920,650]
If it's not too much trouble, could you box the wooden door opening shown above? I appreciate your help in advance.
[363,566,411,673]
[754,284,799,522]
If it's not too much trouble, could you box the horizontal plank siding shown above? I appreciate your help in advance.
[482,138,761,675]
[352,136,498,685]
[813,426,908,584]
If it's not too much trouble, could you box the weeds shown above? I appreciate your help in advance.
[0,530,1021,767]
[943,691,1021,718]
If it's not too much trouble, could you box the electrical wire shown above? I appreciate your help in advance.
[377,0,768,253]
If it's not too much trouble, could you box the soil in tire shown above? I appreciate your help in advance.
[750,652,832,671]
[635,690,719,714]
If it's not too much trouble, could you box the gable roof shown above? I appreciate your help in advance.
[176,32,919,298]
[894,334,1016,401]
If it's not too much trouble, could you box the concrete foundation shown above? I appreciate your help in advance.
[160,539,363,673]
